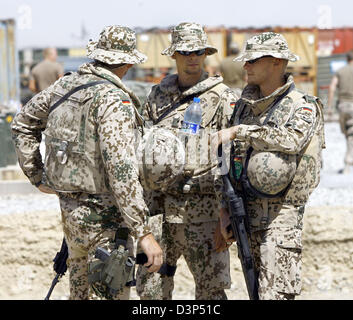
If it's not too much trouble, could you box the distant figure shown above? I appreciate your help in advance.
[327,50,353,174]
[29,47,64,93]
[219,42,247,94]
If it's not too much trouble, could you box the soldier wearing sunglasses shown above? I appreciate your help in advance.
[136,22,239,300]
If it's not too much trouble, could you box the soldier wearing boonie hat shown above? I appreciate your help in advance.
[234,32,299,62]
[135,22,239,300]
[87,25,147,65]
[11,25,164,300]
[161,22,218,56]
[215,32,325,300]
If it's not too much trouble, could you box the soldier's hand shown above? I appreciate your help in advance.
[220,208,234,240]
[214,127,237,148]
[139,233,163,273]
[213,220,228,252]
[37,184,57,195]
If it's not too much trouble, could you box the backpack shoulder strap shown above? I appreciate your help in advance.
[49,80,110,115]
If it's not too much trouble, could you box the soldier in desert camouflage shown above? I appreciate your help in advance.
[11,25,163,300]
[136,22,240,300]
[215,32,325,300]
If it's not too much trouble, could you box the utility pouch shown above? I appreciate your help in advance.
[88,228,135,297]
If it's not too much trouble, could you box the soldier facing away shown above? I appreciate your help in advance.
[136,22,240,300]
[327,50,353,174]
[11,25,163,300]
[215,32,325,300]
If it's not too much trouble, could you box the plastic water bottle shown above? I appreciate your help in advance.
[180,97,202,135]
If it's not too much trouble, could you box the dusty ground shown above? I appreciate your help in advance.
[0,205,352,300]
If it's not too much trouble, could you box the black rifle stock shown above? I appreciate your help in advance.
[45,238,68,300]
[218,144,259,300]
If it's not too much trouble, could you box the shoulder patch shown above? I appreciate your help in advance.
[301,106,313,113]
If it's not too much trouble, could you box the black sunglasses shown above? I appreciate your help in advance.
[177,49,206,56]
[246,55,273,64]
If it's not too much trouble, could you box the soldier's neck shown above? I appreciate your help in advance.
[177,71,203,90]
[259,75,286,98]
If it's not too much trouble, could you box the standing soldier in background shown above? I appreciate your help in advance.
[11,25,163,300]
[327,50,353,174]
[29,47,64,93]
[219,42,247,96]
[137,22,239,300]
[215,32,325,300]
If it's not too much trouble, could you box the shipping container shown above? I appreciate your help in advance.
[318,28,353,56]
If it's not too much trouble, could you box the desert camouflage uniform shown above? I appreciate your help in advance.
[137,72,239,300]
[136,23,239,300]
[223,32,325,300]
[11,26,151,300]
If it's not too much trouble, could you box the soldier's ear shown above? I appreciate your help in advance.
[273,58,287,65]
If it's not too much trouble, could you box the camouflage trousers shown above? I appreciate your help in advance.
[338,102,353,165]
[136,221,231,300]
[59,194,134,300]
[248,203,304,300]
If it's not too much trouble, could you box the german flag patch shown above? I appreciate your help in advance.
[302,107,313,112]
[122,100,131,105]
[230,102,237,108]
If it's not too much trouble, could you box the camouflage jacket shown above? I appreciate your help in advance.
[11,62,151,238]
[225,75,325,209]
[143,72,239,223]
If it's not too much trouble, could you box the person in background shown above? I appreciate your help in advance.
[219,42,247,95]
[29,47,64,93]
[327,50,353,174]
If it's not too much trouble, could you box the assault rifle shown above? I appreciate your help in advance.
[218,145,259,300]
[45,238,68,300]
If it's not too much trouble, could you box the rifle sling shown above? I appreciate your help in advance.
[155,94,197,124]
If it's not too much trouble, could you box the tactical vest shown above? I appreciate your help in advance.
[43,76,143,194]
[231,89,325,205]
[157,82,231,195]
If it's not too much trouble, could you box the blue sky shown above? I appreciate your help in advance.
[1,0,352,48]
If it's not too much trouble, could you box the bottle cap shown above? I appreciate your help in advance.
[193,97,201,103]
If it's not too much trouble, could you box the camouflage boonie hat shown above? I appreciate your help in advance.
[87,25,147,65]
[234,32,299,62]
[162,22,217,56]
